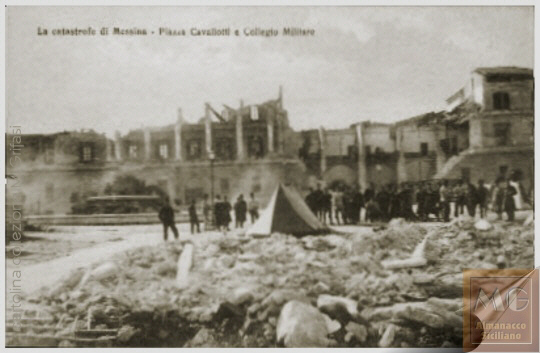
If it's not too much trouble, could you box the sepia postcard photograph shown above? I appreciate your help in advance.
[3,4,538,350]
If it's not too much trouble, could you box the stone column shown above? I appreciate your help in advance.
[175,108,183,161]
[204,103,212,154]
[267,117,274,154]
[114,131,123,161]
[250,105,259,120]
[276,117,284,154]
[235,111,244,160]
[396,127,407,183]
[143,128,151,160]
[355,124,367,190]
[318,127,326,175]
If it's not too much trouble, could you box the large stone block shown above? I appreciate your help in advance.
[276,300,329,347]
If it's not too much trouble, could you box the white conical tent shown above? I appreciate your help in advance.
[246,184,330,237]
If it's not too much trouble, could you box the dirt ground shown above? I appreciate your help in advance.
[8,222,365,296]
[6,224,185,295]
[6,210,531,296]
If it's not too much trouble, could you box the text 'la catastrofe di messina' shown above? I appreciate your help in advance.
[37,26,316,37]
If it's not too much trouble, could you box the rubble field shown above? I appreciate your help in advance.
[9,217,534,348]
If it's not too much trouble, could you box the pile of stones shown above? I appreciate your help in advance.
[20,217,534,347]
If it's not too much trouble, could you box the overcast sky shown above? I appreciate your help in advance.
[6,6,534,136]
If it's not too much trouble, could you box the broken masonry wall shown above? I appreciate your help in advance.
[469,114,533,150]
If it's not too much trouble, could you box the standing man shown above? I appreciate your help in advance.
[503,179,517,221]
[492,178,505,220]
[465,181,478,218]
[400,183,415,221]
[158,197,179,241]
[365,196,380,223]
[313,184,325,222]
[188,199,200,234]
[333,188,344,225]
[321,188,332,224]
[476,180,489,219]
[427,182,440,221]
[439,180,451,222]
[453,180,465,218]
[389,184,401,220]
[248,192,259,224]
[234,194,247,228]
[350,186,364,224]
[214,195,224,232]
[364,183,375,204]
[376,185,390,222]
[364,183,377,222]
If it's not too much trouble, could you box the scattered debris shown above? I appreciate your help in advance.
[378,323,398,347]
[276,300,329,347]
[474,219,492,231]
[14,218,533,348]
[176,243,194,289]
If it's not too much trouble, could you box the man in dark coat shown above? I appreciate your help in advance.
[454,180,467,218]
[376,185,390,222]
[214,195,223,231]
[465,181,478,218]
[188,199,200,234]
[158,197,178,241]
[439,180,451,222]
[492,178,505,220]
[389,184,401,220]
[427,182,440,220]
[312,185,325,222]
[399,183,415,221]
[365,197,379,223]
[351,187,364,224]
[364,183,375,203]
[476,179,489,219]
[234,194,247,228]
[503,180,517,221]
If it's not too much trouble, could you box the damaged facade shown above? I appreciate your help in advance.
[7,89,305,215]
[301,66,534,193]
[6,67,534,215]
[435,67,534,190]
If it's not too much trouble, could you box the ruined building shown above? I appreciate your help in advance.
[300,66,534,192]
[6,67,534,215]
[435,67,534,187]
[7,89,306,215]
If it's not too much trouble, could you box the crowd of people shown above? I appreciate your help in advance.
[158,192,261,239]
[158,176,528,240]
[190,192,260,234]
[304,176,528,225]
